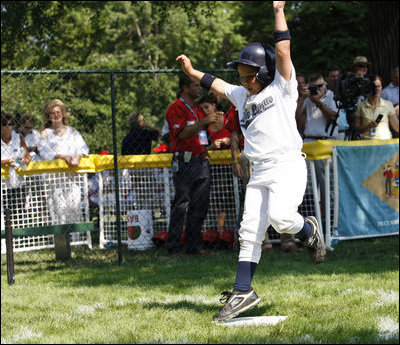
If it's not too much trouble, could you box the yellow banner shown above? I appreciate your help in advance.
[2,140,398,176]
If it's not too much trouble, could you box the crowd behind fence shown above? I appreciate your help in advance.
[1,151,324,254]
[0,69,379,259]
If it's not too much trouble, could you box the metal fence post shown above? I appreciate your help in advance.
[5,208,15,285]
[110,73,123,265]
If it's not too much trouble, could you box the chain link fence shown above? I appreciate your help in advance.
[1,69,321,279]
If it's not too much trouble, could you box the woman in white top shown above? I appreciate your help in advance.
[39,99,89,227]
[1,112,31,225]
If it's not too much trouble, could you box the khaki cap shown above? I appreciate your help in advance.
[352,56,372,68]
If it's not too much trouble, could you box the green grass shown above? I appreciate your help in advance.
[1,236,399,344]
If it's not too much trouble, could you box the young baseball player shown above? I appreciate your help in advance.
[176,1,326,321]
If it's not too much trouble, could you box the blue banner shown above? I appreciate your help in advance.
[336,143,399,238]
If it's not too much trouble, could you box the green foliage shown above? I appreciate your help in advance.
[0,1,383,153]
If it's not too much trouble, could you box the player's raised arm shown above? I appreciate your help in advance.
[273,1,292,81]
[176,54,229,100]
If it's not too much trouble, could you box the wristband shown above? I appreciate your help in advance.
[200,73,216,91]
[273,29,291,43]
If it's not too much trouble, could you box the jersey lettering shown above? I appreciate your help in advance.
[241,96,275,129]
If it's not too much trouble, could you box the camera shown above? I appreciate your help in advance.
[333,72,375,140]
[334,72,375,113]
[308,84,323,96]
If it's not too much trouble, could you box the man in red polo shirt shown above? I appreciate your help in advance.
[166,74,218,256]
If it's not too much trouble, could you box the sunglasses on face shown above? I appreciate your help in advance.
[1,122,14,127]
[356,64,368,69]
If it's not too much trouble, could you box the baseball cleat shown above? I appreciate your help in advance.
[303,216,326,264]
[214,288,261,322]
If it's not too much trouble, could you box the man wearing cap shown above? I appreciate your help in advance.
[352,56,372,78]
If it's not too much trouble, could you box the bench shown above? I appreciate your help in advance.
[1,222,94,261]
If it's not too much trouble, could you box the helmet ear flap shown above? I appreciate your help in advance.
[256,66,271,84]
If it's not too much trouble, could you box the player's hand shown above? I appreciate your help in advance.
[273,1,285,11]
[176,54,194,76]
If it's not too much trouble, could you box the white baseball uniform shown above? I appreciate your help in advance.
[224,65,307,263]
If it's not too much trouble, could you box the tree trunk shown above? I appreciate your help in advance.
[367,1,399,86]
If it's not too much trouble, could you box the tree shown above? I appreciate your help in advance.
[1,1,244,152]
[367,1,399,86]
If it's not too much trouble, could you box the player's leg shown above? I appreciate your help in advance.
[214,184,268,321]
[266,156,325,264]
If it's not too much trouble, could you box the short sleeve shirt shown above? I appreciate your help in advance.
[166,98,206,155]
[302,89,339,139]
[381,83,399,106]
[1,130,22,160]
[355,97,395,139]
[224,64,302,163]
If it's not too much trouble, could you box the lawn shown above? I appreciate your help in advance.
[1,236,399,344]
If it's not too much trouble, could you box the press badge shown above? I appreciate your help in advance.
[198,130,208,146]
[183,151,192,163]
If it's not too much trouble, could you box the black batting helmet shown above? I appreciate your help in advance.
[227,43,275,85]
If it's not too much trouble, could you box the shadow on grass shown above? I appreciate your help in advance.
[1,236,398,288]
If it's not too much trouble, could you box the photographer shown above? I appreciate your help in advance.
[296,73,339,142]
[296,73,339,238]
[354,75,398,139]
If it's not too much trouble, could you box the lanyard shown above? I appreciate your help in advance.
[180,97,200,122]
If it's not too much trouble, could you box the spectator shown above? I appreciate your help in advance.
[381,66,399,138]
[199,94,232,235]
[297,73,339,238]
[295,73,308,137]
[121,113,160,155]
[1,112,31,225]
[351,56,371,78]
[16,113,41,161]
[198,93,231,151]
[299,73,339,141]
[354,75,398,139]
[165,74,217,256]
[381,66,399,106]
[324,65,347,140]
[39,99,89,231]
[325,64,342,92]
[226,105,302,254]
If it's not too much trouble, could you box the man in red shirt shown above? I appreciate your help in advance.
[166,74,217,256]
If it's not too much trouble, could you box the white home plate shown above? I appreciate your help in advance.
[213,316,287,326]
